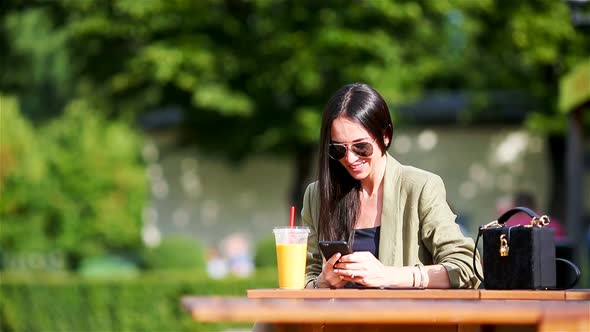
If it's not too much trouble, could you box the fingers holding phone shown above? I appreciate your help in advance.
[335,251,387,287]
[320,252,348,288]
[318,241,352,261]
[318,241,352,288]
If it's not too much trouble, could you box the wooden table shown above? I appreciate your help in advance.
[247,288,590,300]
[182,289,590,332]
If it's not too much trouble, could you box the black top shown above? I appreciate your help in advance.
[352,226,381,258]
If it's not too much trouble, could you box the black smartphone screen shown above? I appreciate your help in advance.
[318,240,352,260]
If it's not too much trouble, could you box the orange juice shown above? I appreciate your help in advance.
[275,243,307,289]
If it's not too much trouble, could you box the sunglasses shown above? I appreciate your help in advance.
[328,140,375,160]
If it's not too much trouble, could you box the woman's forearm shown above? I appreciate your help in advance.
[419,264,451,288]
[383,264,451,288]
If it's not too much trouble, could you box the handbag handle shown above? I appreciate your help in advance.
[556,257,581,289]
[473,228,484,283]
[497,206,538,224]
[472,207,581,289]
[473,207,537,282]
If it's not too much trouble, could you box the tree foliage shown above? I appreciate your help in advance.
[0,96,148,268]
[1,0,588,209]
[3,0,588,146]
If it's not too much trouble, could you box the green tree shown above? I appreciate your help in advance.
[0,95,51,252]
[1,0,588,212]
[0,96,148,268]
[448,2,590,219]
[1,1,472,206]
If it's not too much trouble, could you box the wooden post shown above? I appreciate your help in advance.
[565,108,585,267]
[560,60,590,278]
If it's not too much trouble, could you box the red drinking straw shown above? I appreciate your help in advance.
[290,206,296,228]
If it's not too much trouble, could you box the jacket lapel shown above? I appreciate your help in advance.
[379,153,402,266]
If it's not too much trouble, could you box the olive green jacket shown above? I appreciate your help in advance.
[302,154,481,289]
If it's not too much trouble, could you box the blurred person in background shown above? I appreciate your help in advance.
[221,233,254,278]
[302,83,480,289]
[206,247,228,279]
[495,195,514,216]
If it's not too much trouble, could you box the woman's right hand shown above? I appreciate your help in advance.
[317,253,349,288]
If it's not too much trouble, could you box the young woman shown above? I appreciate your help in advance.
[303,83,480,289]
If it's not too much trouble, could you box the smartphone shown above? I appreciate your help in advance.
[318,240,352,260]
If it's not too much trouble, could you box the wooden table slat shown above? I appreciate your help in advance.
[247,288,480,299]
[247,288,590,300]
[566,289,590,300]
[479,289,566,300]
[182,296,590,325]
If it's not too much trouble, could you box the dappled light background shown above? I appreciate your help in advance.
[144,126,554,247]
[1,1,589,331]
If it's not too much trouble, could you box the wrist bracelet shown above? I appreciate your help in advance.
[307,278,319,289]
[415,264,425,289]
[411,268,417,288]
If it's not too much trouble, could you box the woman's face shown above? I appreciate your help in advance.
[330,116,384,180]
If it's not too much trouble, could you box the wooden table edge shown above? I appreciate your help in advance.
[566,290,590,300]
[247,288,480,299]
[181,296,590,325]
[247,288,589,300]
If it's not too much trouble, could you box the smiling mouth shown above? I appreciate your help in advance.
[349,161,367,172]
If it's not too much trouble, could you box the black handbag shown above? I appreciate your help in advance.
[473,207,580,289]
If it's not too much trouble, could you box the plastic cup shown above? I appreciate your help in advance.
[273,226,310,289]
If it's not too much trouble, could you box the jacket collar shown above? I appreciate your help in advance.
[378,153,402,266]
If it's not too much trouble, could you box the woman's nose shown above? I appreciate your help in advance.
[344,148,357,163]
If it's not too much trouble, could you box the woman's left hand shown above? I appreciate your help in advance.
[333,251,387,287]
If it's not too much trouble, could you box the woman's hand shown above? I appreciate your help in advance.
[317,253,349,288]
[333,251,390,287]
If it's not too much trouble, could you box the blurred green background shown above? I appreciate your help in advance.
[1,1,589,331]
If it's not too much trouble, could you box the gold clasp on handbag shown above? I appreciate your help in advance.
[482,220,501,229]
[529,215,551,227]
[499,234,509,256]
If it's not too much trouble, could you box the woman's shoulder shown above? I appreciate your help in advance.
[303,181,320,200]
[305,181,319,192]
[389,155,442,187]
[302,181,320,224]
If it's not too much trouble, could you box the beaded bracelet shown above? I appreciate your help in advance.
[415,264,426,289]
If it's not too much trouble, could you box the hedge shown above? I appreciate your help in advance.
[0,269,277,332]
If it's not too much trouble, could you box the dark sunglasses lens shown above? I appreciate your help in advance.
[351,142,373,157]
[329,144,347,159]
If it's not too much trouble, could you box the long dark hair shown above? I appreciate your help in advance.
[318,83,393,243]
